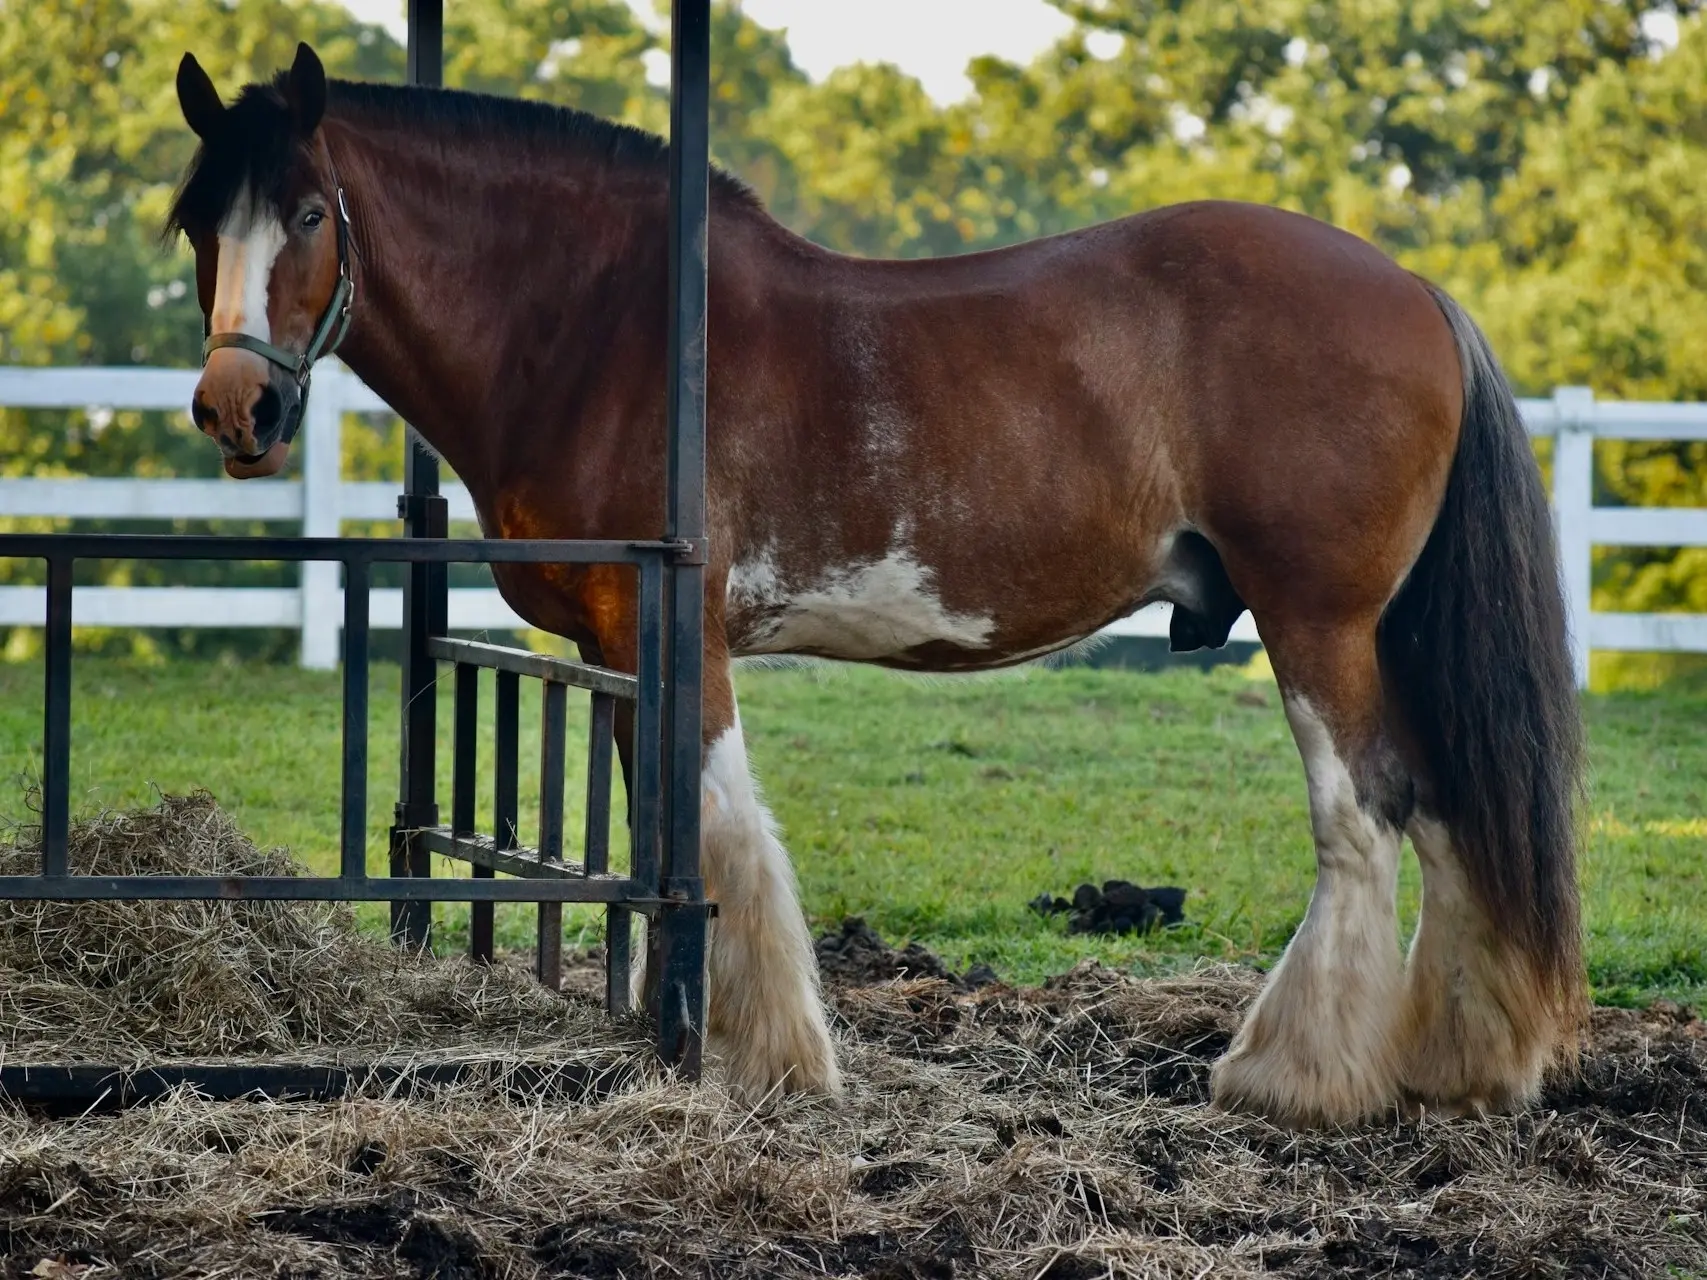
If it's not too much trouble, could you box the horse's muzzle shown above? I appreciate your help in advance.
[224,440,291,478]
[199,364,303,478]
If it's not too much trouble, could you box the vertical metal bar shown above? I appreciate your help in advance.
[392,0,445,948]
[536,681,567,990]
[655,0,712,1078]
[455,663,491,964]
[538,683,567,863]
[589,690,628,1013]
[41,555,73,878]
[452,664,478,837]
[584,693,615,875]
[664,0,710,553]
[390,489,442,949]
[631,557,665,894]
[339,557,371,881]
[630,558,664,1016]
[604,906,632,1013]
[406,0,442,87]
[494,671,520,852]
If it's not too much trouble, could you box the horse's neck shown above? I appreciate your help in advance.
[328,116,669,494]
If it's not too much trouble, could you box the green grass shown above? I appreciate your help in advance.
[1,656,1703,1007]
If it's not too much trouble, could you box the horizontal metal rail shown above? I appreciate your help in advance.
[418,828,579,880]
[427,636,637,699]
[0,1058,632,1112]
[0,532,684,565]
[0,874,638,901]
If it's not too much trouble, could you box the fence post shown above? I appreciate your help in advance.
[1552,386,1594,690]
[298,369,344,670]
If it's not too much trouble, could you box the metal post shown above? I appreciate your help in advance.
[298,374,342,670]
[493,670,520,967]
[389,0,446,948]
[406,0,442,87]
[623,557,664,1016]
[587,693,627,1011]
[537,681,567,989]
[454,663,491,963]
[653,0,712,1077]
[41,555,73,878]
[494,671,520,855]
[339,557,371,880]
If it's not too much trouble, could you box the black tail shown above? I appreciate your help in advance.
[1379,284,1584,1017]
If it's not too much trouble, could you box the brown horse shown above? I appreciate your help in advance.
[170,43,1584,1126]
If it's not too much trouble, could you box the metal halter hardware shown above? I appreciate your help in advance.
[201,182,355,429]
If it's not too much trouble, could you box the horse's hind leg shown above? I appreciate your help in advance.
[1397,815,1563,1113]
[695,643,840,1098]
[1210,614,1413,1126]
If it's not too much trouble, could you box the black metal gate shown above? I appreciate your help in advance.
[0,0,712,1106]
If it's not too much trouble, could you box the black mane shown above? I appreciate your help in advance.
[166,74,756,240]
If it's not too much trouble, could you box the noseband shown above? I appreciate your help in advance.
[201,170,355,435]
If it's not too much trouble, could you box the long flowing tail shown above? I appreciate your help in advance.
[1379,283,1585,1024]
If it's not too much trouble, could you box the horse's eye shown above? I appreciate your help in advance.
[301,210,326,231]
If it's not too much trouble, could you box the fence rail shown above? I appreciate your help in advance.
[2,365,1705,686]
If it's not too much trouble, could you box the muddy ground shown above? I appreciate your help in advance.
[1,797,1704,1278]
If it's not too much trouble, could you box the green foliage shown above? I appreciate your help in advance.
[2,0,1705,677]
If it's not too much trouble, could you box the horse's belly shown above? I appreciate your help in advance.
[728,546,997,662]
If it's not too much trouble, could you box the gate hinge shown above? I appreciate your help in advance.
[396,492,449,527]
[663,537,710,565]
[392,801,441,830]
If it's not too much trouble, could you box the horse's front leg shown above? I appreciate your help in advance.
[592,603,839,1097]
[694,636,841,1097]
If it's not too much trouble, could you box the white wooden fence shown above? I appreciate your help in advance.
[2,365,1705,685]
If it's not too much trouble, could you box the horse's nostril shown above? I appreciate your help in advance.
[252,384,282,434]
[191,395,218,432]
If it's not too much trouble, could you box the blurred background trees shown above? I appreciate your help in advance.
[1,0,1703,680]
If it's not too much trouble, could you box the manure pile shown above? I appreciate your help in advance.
[1,795,1703,1279]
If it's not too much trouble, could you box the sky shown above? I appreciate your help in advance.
[336,0,1074,103]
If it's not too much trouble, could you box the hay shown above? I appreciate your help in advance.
[0,792,644,1065]
[2,795,1704,1278]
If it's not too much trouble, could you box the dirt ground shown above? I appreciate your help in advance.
[2,797,1704,1278]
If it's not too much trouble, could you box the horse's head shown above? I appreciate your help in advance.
[170,43,352,479]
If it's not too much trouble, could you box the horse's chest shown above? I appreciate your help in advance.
[727,546,995,661]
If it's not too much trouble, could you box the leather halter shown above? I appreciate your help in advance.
[200,171,355,435]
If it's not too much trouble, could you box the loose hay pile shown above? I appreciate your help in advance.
[2,796,1704,1278]
[0,793,644,1065]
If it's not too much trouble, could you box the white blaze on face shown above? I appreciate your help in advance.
[210,188,287,343]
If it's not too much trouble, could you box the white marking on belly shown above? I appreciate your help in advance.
[729,543,995,660]
[211,188,286,342]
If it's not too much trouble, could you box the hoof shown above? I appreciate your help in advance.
[1396,958,1573,1121]
[1209,1037,1399,1129]
[714,1019,843,1102]
[1397,1062,1542,1120]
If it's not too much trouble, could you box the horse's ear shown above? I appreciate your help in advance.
[176,53,224,139]
[286,42,327,135]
